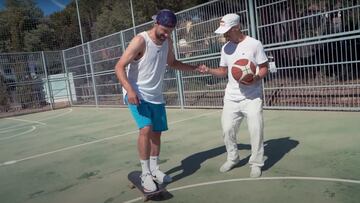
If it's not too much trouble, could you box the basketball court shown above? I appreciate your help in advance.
[0,107,359,203]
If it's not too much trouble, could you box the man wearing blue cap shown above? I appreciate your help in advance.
[115,9,204,192]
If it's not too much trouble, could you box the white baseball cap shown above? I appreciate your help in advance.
[214,13,240,34]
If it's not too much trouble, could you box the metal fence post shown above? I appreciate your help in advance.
[41,51,53,110]
[120,31,126,53]
[248,0,267,105]
[172,30,185,109]
[247,0,257,38]
[87,42,99,107]
[62,50,73,106]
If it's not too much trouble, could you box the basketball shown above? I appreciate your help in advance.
[231,59,257,83]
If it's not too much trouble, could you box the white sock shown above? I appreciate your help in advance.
[140,159,150,175]
[149,156,159,172]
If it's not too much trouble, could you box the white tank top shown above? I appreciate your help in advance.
[124,31,169,104]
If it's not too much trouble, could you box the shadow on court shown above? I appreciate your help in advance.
[149,190,173,201]
[166,137,299,183]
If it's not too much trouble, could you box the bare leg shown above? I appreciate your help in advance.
[137,126,158,191]
[150,131,161,156]
[148,130,172,183]
[137,126,153,160]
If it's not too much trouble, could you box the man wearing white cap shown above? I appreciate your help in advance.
[200,13,269,177]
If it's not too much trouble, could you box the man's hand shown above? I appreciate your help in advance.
[127,90,140,105]
[240,74,261,85]
[197,64,209,74]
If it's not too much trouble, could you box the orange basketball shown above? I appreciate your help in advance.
[231,58,257,83]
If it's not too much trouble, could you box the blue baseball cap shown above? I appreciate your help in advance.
[152,9,177,28]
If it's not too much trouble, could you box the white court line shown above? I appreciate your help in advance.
[37,108,73,122]
[0,121,43,133]
[0,108,73,132]
[123,176,360,203]
[0,125,31,134]
[0,118,45,133]
[0,126,36,141]
[4,118,46,125]
[168,110,221,125]
[0,130,136,167]
[0,110,219,167]
[0,123,33,133]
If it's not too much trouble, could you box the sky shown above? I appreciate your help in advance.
[0,0,72,16]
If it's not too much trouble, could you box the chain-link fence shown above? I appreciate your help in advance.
[1,0,359,117]
[259,0,360,110]
[0,51,69,117]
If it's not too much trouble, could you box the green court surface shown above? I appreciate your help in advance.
[0,107,359,203]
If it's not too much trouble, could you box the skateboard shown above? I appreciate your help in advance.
[127,171,167,202]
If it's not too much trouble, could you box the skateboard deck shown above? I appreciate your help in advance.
[128,171,167,202]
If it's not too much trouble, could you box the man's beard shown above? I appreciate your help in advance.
[156,32,167,42]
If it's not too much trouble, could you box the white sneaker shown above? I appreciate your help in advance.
[151,169,172,184]
[219,159,239,172]
[250,166,261,178]
[140,173,157,192]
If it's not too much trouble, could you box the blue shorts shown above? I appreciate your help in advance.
[126,96,168,132]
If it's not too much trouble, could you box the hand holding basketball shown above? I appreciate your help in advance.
[231,58,257,85]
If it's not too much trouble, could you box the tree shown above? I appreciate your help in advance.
[92,0,209,39]
[24,23,57,51]
[48,6,82,49]
[77,0,104,42]
[3,0,43,51]
[0,1,46,109]
[92,1,133,38]
[0,73,10,112]
[0,11,11,52]
[0,0,211,50]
